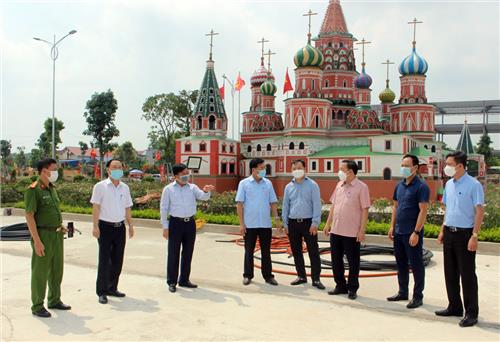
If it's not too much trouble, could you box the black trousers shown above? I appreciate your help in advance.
[287,219,321,281]
[443,227,478,318]
[330,233,360,292]
[243,228,274,280]
[96,221,126,296]
[394,232,425,300]
[167,217,196,286]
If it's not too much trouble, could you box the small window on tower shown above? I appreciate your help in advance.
[357,160,363,170]
[209,105,215,112]
[256,144,262,152]
[222,144,226,153]
[312,80,315,90]
[266,144,272,151]
[209,115,216,130]
[220,162,227,174]
[325,80,329,88]
[247,145,252,153]
[343,80,347,88]
[315,116,320,128]
[299,142,305,150]
[229,163,235,174]
[311,161,317,171]
[209,88,214,94]
[200,142,207,152]
[385,140,392,150]
[326,160,332,171]
[185,143,191,152]
[289,142,295,150]
[229,144,234,153]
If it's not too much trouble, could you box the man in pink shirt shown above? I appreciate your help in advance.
[324,160,371,300]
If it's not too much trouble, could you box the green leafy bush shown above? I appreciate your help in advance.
[73,175,85,182]
[142,176,154,182]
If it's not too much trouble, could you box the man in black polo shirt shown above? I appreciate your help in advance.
[387,154,430,309]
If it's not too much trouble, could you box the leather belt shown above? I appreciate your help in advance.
[288,218,312,223]
[445,225,472,233]
[171,216,195,222]
[99,220,125,227]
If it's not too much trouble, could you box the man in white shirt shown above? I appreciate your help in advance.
[160,163,214,293]
[90,159,134,304]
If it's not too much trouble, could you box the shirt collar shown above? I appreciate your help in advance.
[106,177,122,188]
[453,172,468,184]
[341,177,359,187]
[291,176,309,184]
[401,175,420,187]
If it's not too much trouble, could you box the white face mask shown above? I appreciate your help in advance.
[444,165,457,177]
[292,169,305,180]
[338,170,347,181]
[48,170,59,183]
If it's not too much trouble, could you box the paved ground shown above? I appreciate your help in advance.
[1,214,499,341]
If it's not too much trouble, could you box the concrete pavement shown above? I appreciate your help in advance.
[1,214,499,341]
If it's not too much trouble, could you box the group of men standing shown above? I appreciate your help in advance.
[25,150,484,327]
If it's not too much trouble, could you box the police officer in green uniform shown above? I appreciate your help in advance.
[25,158,71,318]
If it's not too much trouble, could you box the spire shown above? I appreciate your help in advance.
[263,49,276,79]
[319,0,348,35]
[257,37,269,67]
[205,29,219,61]
[355,37,371,71]
[382,59,395,88]
[456,120,475,155]
[303,9,318,44]
[408,17,423,49]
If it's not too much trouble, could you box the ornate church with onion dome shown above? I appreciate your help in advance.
[176,0,484,200]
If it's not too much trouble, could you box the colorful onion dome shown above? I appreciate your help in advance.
[399,47,428,75]
[251,60,275,86]
[294,43,324,68]
[379,86,396,103]
[354,66,372,89]
[260,78,277,96]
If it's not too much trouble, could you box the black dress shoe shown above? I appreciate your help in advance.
[179,281,198,288]
[265,278,278,286]
[328,287,348,295]
[32,307,51,318]
[98,295,108,304]
[406,298,423,309]
[312,280,325,290]
[242,277,251,286]
[459,316,478,327]
[107,290,126,297]
[168,285,177,293]
[290,277,307,286]
[387,293,408,302]
[348,291,357,300]
[48,302,72,310]
[435,308,463,317]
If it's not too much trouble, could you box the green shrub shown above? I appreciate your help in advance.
[73,175,85,182]
[142,176,154,182]
[0,185,23,204]
[484,184,499,229]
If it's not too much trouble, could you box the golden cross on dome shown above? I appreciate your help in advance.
[382,59,395,87]
[355,38,371,67]
[302,9,318,43]
[205,29,219,61]
[263,49,276,76]
[408,18,423,48]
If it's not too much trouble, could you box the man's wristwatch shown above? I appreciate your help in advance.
[413,229,421,236]
[472,232,478,238]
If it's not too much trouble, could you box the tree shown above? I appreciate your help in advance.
[142,93,179,165]
[78,141,89,159]
[476,132,499,166]
[83,90,120,178]
[37,117,65,156]
[14,146,26,169]
[113,141,137,167]
[29,148,43,168]
[0,140,12,159]
[174,90,199,136]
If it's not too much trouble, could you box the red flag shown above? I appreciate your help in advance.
[90,148,97,159]
[283,68,293,94]
[235,72,245,91]
[219,85,225,100]
[155,151,161,161]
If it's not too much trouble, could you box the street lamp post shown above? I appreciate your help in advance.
[33,30,77,159]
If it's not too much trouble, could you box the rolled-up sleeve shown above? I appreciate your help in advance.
[311,182,322,227]
[281,185,290,228]
[193,185,211,201]
[160,186,170,229]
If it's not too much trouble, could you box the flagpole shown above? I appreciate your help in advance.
[237,73,241,141]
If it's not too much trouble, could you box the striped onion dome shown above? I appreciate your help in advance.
[354,66,372,89]
[294,43,324,68]
[399,47,428,75]
[251,62,275,86]
[260,78,277,96]
[379,86,396,103]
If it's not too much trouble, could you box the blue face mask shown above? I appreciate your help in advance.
[400,167,412,178]
[258,169,267,178]
[110,169,123,180]
[180,174,190,183]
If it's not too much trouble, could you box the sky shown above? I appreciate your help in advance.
[1,0,499,153]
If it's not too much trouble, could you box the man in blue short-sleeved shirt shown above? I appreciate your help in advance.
[388,154,430,309]
[435,151,485,328]
[236,158,280,286]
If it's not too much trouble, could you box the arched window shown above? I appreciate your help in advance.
[343,80,347,88]
[265,164,272,176]
[299,142,305,150]
[229,144,234,153]
[199,142,206,152]
[325,80,329,88]
[256,144,262,152]
[196,116,202,130]
[247,145,252,153]
[209,115,216,130]
[185,143,191,152]
[266,144,272,151]
[315,116,320,128]
[383,168,392,180]
[289,142,295,150]
[222,144,226,153]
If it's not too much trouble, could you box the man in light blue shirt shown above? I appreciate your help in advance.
[236,158,280,286]
[435,151,484,328]
[160,163,214,293]
[281,159,324,289]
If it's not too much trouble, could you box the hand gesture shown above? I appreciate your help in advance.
[203,185,215,192]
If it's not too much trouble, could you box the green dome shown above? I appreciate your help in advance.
[379,86,396,103]
[261,79,277,96]
[294,43,323,68]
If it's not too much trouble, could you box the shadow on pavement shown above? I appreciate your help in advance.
[108,296,160,313]
[38,311,93,336]
[177,287,248,307]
